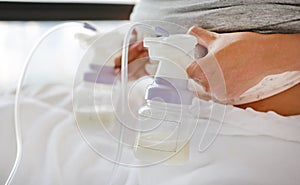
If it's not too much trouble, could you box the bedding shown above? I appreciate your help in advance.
[1,84,300,185]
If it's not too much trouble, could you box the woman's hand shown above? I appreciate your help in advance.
[114,29,148,68]
[114,41,148,68]
[114,30,152,80]
[186,26,300,103]
[114,40,150,80]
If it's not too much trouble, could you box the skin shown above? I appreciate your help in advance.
[238,83,300,116]
[114,27,300,116]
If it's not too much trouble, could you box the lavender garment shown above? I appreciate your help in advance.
[130,0,300,33]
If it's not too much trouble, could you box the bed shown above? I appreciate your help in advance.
[1,82,300,185]
[1,21,300,185]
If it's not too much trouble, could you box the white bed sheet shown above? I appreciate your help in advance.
[1,84,300,185]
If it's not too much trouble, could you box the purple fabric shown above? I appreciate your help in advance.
[146,77,193,105]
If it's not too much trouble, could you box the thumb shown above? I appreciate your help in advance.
[186,61,209,92]
[187,26,217,48]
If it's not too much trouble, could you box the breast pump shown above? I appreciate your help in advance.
[130,28,199,164]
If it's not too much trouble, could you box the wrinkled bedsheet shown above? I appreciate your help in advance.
[1,84,300,185]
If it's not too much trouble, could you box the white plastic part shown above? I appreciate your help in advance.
[134,34,198,165]
[76,30,125,66]
[134,100,194,165]
[74,82,118,128]
[143,34,197,80]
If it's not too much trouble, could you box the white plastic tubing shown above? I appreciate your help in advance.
[107,22,154,185]
[6,21,154,185]
[6,22,87,185]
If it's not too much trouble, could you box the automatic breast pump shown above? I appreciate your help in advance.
[134,34,198,165]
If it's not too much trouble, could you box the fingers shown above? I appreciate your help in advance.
[187,26,218,48]
[128,55,150,80]
[115,51,150,80]
[186,61,210,92]
[114,41,147,67]
[129,29,138,45]
[186,26,219,93]
[187,52,228,103]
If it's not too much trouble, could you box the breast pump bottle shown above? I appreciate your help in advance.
[74,64,119,130]
[134,34,198,165]
[74,31,123,129]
